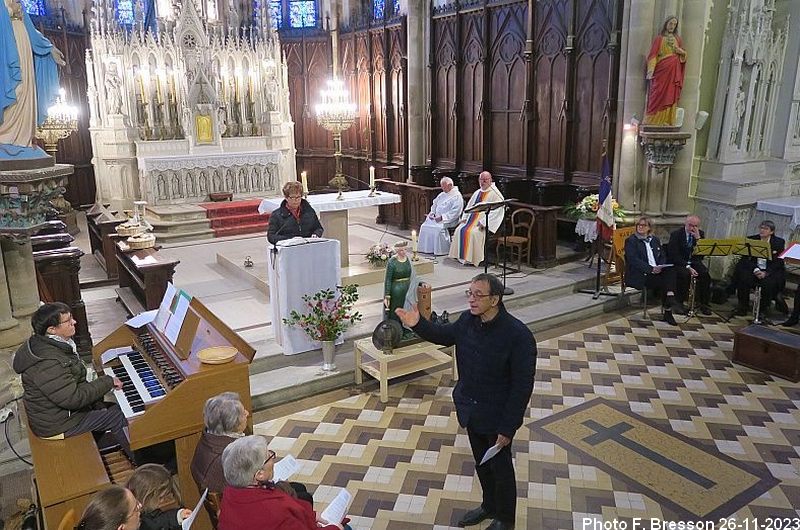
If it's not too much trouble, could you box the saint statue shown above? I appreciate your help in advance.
[383,241,419,337]
[0,0,65,164]
[643,16,687,126]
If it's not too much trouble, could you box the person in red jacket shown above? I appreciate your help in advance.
[218,435,351,530]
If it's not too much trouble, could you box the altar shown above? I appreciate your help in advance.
[259,190,401,267]
[751,197,800,240]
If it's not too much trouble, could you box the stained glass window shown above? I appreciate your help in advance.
[289,0,315,27]
[373,0,383,20]
[116,0,135,25]
[21,0,46,16]
[269,0,282,28]
[392,0,399,16]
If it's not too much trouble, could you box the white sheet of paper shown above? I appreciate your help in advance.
[125,309,157,328]
[658,263,674,268]
[181,488,207,530]
[479,443,503,466]
[100,346,134,365]
[779,242,800,261]
[320,488,352,526]
[272,454,300,482]
[154,283,177,332]
[131,255,158,266]
[164,293,191,345]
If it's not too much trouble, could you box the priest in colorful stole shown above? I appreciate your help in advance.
[448,171,505,266]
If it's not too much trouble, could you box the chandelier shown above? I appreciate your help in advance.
[36,88,79,157]
[315,78,357,199]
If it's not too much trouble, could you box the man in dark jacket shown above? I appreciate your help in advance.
[396,273,535,530]
[624,216,680,325]
[666,215,711,314]
[731,220,786,317]
[13,302,131,458]
[267,181,323,244]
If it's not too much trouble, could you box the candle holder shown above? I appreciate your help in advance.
[368,185,376,197]
[412,250,419,261]
[315,78,357,201]
[35,89,78,156]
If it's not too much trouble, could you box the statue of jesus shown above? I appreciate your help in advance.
[0,0,65,164]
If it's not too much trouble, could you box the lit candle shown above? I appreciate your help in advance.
[369,166,375,188]
[411,230,418,252]
[301,171,308,194]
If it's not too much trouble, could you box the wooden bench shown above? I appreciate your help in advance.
[27,426,109,530]
[115,241,180,315]
[86,206,126,280]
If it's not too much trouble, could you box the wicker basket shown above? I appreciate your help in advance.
[116,221,142,237]
[127,232,156,250]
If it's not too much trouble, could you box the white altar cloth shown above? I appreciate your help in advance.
[267,237,341,355]
[259,190,401,267]
[756,197,800,229]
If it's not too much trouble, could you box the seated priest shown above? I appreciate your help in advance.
[267,181,323,244]
[417,176,464,255]
[624,216,680,326]
[731,220,786,317]
[666,215,711,314]
[448,171,505,266]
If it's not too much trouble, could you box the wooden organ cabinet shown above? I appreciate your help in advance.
[28,298,255,530]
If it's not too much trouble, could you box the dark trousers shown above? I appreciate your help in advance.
[64,403,132,460]
[467,429,516,524]
[642,267,677,307]
[790,287,800,318]
[674,263,710,306]
[733,265,783,309]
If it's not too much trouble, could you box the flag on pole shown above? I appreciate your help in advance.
[596,152,615,241]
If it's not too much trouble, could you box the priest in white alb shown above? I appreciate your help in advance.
[449,171,505,266]
[417,177,464,255]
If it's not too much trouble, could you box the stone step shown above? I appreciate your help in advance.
[247,272,634,410]
[208,212,266,228]
[212,222,270,237]
[153,228,216,243]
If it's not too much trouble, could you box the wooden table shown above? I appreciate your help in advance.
[354,339,457,402]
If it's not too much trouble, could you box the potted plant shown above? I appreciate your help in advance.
[365,242,395,267]
[563,194,627,222]
[282,284,363,371]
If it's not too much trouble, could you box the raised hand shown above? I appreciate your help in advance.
[395,304,420,328]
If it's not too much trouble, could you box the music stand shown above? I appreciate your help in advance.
[463,199,515,295]
[683,238,737,322]
[729,238,772,324]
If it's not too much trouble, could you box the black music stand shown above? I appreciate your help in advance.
[578,224,617,300]
[464,199,515,295]
[683,238,733,323]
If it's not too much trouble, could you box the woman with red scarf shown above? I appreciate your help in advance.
[644,16,687,126]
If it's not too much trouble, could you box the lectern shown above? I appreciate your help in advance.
[267,238,341,355]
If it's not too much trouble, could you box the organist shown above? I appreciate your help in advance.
[13,302,133,460]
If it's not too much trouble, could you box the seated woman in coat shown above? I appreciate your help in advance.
[218,436,351,530]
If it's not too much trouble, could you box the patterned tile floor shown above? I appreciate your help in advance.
[254,316,800,529]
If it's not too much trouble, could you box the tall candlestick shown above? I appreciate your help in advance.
[411,230,418,252]
[301,171,308,194]
[369,166,375,188]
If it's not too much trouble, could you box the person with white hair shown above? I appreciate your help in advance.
[449,171,505,266]
[417,176,464,255]
[218,435,351,530]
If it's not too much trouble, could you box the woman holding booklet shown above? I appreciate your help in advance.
[218,435,352,530]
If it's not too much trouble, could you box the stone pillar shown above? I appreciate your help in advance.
[0,242,27,412]
[406,0,426,181]
[2,238,41,320]
[613,0,656,213]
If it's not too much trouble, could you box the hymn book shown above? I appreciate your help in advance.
[319,488,353,526]
[272,454,300,482]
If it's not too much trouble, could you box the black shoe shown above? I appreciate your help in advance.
[663,310,677,326]
[458,506,495,527]
[733,305,749,317]
[782,315,799,327]
[671,301,688,315]
[699,305,712,315]
[486,520,515,530]
[776,298,789,314]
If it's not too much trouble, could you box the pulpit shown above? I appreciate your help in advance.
[267,238,341,355]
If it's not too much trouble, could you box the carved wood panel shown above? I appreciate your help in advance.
[388,25,406,165]
[459,11,484,169]
[431,15,458,166]
[371,30,388,160]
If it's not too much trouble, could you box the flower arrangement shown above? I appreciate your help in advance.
[365,242,395,267]
[563,194,627,221]
[283,284,363,342]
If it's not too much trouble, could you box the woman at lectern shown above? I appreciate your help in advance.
[267,181,323,244]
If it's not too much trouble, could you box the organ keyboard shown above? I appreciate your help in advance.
[30,297,254,530]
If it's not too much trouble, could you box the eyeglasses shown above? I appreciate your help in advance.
[287,195,302,200]
[58,316,74,325]
[263,449,276,467]
[126,501,142,521]
[464,289,492,299]
[636,223,649,227]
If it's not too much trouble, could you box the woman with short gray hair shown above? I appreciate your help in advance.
[218,436,350,530]
[190,392,249,525]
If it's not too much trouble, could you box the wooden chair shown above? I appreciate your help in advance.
[603,226,635,291]
[57,508,77,530]
[495,208,534,269]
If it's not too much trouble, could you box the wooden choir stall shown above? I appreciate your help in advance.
[27,297,255,530]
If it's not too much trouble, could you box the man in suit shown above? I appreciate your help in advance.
[731,220,786,317]
[395,273,535,530]
[624,216,680,325]
[667,215,712,314]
